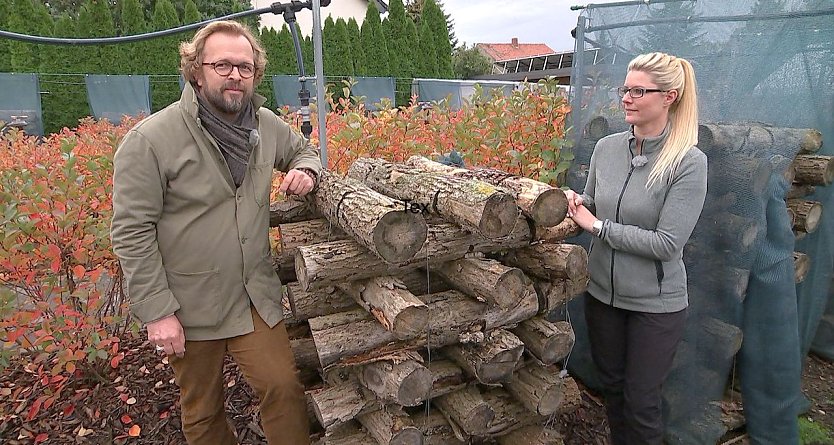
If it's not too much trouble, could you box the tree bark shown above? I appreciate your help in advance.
[406,155,568,227]
[584,115,629,140]
[427,360,469,399]
[287,282,357,321]
[532,277,588,313]
[315,421,377,445]
[498,242,588,281]
[276,219,347,269]
[443,329,526,384]
[698,122,823,156]
[358,359,432,406]
[787,184,815,199]
[338,276,428,339]
[505,362,578,416]
[314,170,428,263]
[291,337,321,386]
[356,408,424,445]
[413,410,466,445]
[433,257,534,308]
[497,425,564,445]
[347,157,520,239]
[295,217,531,290]
[479,387,545,437]
[792,154,834,186]
[706,155,773,197]
[511,318,575,366]
[787,199,823,233]
[434,385,495,436]
[396,269,453,296]
[309,380,378,429]
[794,251,810,283]
[533,218,583,242]
[269,196,319,227]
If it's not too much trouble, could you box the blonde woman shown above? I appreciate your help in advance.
[565,52,707,444]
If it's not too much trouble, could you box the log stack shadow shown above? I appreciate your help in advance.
[571,116,826,442]
[270,156,587,444]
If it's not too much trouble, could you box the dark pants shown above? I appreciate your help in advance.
[585,294,686,445]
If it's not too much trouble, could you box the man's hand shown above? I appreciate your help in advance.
[279,169,315,196]
[147,314,186,358]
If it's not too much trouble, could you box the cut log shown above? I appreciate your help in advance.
[276,219,347,269]
[497,425,564,445]
[692,212,759,251]
[796,230,807,241]
[533,218,583,242]
[395,269,453,296]
[783,161,797,185]
[406,155,568,227]
[499,242,588,281]
[585,115,629,140]
[347,157,520,238]
[792,155,834,186]
[787,184,815,199]
[794,251,810,283]
[412,410,466,445]
[479,387,545,437]
[338,276,428,339]
[505,362,576,416]
[532,277,588,313]
[359,359,432,406]
[356,408,423,445]
[511,318,575,366]
[296,217,531,290]
[433,257,534,308]
[443,329,526,384]
[269,196,318,226]
[787,199,823,233]
[310,380,378,429]
[698,123,823,156]
[287,282,357,321]
[699,317,743,362]
[315,421,376,445]
[434,385,495,436]
[291,337,322,384]
[427,360,469,398]
[706,156,772,197]
[314,170,427,263]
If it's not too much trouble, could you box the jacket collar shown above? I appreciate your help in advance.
[627,122,671,155]
[179,81,267,120]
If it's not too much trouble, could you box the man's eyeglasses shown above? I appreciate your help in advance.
[202,61,256,79]
[615,86,666,98]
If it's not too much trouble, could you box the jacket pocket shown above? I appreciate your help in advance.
[167,268,222,328]
[250,162,273,207]
[613,251,661,298]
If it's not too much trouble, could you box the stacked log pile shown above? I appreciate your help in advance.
[270,156,588,444]
[574,116,826,441]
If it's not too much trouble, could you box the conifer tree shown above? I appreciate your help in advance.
[415,17,438,78]
[77,0,118,74]
[322,16,339,76]
[0,1,11,72]
[385,0,415,104]
[150,0,183,111]
[8,0,40,72]
[41,13,88,133]
[276,25,297,74]
[333,18,353,77]
[405,0,457,48]
[183,0,202,24]
[347,17,366,76]
[120,0,149,74]
[422,0,452,78]
[359,2,390,77]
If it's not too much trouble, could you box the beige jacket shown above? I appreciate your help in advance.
[110,83,321,340]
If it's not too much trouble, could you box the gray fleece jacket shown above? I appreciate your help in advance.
[581,125,707,313]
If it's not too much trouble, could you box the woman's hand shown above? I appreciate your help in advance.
[564,189,584,218]
[571,204,598,234]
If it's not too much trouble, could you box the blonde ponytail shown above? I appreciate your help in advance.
[628,53,699,188]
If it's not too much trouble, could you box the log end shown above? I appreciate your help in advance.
[390,427,424,445]
[397,366,434,406]
[476,347,525,384]
[805,202,823,234]
[537,384,565,417]
[530,188,568,227]
[479,193,521,239]
[461,403,495,436]
[374,211,429,263]
[393,304,431,339]
[801,129,824,153]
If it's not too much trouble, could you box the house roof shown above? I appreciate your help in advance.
[476,39,556,63]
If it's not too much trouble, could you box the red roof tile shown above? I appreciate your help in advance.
[476,40,555,62]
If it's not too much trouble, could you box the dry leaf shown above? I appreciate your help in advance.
[125,397,137,405]
[128,425,141,437]
[77,426,94,437]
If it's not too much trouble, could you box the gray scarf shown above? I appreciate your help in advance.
[197,95,258,188]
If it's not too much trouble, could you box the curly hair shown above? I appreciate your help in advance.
[179,20,268,86]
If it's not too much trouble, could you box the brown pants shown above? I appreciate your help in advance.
[170,308,309,445]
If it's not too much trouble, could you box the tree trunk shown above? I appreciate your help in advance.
[276,219,347,269]
[792,154,834,186]
[434,385,495,436]
[347,157,520,239]
[338,276,428,339]
[356,408,424,445]
[533,218,583,242]
[479,387,545,437]
[505,362,578,416]
[296,217,532,290]
[511,318,575,366]
[498,242,588,281]
[787,184,815,199]
[443,329,526,384]
[787,199,823,233]
[698,122,823,156]
[794,251,810,283]
[413,410,466,445]
[269,196,318,227]
[406,155,568,227]
[314,170,428,263]
[434,257,534,308]
[359,359,432,406]
[309,380,379,429]
[287,282,357,321]
[532,277,588,313]
[497,425,564,445]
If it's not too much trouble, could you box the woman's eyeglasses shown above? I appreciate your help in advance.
[616,86,666,98]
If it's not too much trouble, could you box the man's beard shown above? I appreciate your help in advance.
[203,81,252,115]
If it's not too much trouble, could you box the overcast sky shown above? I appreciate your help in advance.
[441,0,595,52]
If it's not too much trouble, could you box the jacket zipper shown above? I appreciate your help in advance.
[610,149,637,306]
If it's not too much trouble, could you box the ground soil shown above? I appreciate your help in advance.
[1,335,831,444]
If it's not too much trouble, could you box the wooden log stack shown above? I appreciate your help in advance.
[269,158,586,444]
